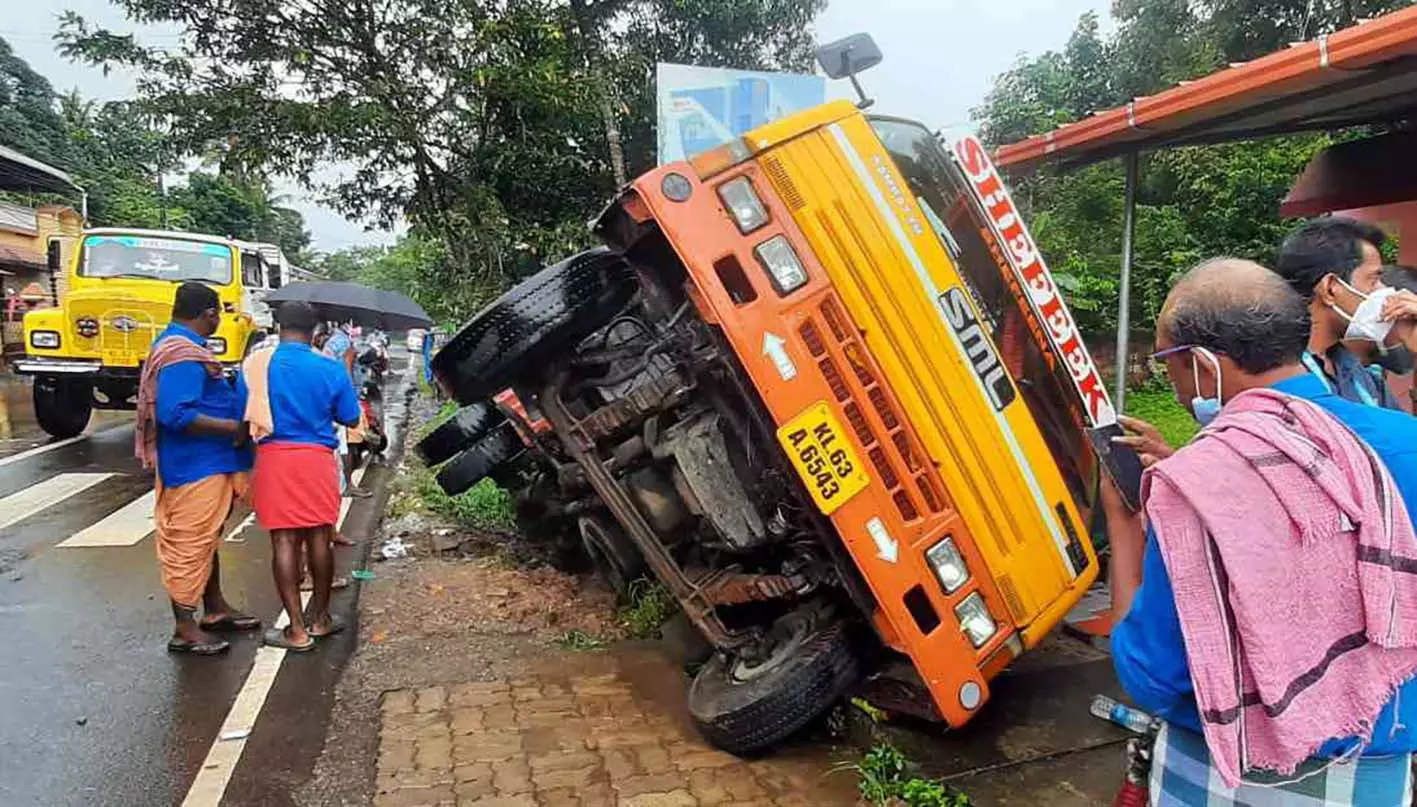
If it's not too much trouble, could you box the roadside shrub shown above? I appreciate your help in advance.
[618,579,677,639]
[849,743,971,807]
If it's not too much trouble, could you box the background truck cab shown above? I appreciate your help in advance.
[17,228,263,438]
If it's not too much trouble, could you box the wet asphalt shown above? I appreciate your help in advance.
[0,351,412,807]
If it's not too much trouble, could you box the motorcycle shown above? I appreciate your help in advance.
[350,379,387,467]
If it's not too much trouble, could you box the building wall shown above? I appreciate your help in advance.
[0,204,82,357]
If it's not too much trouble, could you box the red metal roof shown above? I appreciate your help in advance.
[995,6,1417,172]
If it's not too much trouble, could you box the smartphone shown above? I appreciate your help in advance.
[1088,423,1144,512]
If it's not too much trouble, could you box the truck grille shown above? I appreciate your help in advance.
[69,299,165,364]
[799,297,949,525]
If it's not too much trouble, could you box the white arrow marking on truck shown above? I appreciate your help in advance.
[867,517,898,564]
[762,332,797,381]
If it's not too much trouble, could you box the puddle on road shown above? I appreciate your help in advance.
[0,374,127,455]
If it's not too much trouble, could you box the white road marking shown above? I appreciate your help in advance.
[57,490,156,548]
[0,472,114,532]
[182,465,367,807]
[0,422,127,470]
[226,512,256,543]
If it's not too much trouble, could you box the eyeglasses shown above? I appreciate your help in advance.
[1149,344,1195,361]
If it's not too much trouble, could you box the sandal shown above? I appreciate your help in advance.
[200,613,261,632]
[307,614,347,639]
[262,627,316,652]
[167,637,231,655]
[299,576,350,592]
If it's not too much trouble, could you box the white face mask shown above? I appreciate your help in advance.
[1331,278,1397,346]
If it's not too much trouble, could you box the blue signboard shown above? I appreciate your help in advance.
[656,63,826,165]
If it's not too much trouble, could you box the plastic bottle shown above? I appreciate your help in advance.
[1091,694,1154,734]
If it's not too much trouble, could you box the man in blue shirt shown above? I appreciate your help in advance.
[1274,217,1403,409]
[249,303,361,651]
[321,321,370,497]
[145,282,257,655]
[1105,258,1417,803]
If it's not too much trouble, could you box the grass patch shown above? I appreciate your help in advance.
[848,744,972,807]
[1124,388,1199,449]
[555,630,610,652]
[388,453,516,532]
[421,473,516,532]
[617,579,677,639]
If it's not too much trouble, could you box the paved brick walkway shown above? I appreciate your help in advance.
[374,668,856,807]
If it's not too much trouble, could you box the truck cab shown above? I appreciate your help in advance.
[17,228,261,437]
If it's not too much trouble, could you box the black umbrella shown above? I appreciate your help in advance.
[264,281,433,330]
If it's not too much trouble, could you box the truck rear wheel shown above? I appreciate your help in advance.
[34,377,93,439]
[687,608,859,755]
[432,248,635,404]
[435,422,523,496]
[578,515,645,599]
[417,402,503,466]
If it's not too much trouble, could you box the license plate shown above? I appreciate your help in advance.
[776,403,870,515]
[103,349,139,367]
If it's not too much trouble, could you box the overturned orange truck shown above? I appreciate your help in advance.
[422,35,1128,753]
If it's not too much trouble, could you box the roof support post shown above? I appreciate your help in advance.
[1115,152,1140,410]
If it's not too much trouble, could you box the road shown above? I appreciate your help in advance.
[0,349,413,807]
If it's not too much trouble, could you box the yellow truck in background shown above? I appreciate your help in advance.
[17,228,281,437]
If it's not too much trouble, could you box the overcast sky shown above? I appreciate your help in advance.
[5,0,1108,253]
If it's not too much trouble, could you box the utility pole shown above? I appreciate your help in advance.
[158,172,169,230]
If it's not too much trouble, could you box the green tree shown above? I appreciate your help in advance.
[0,38,72,169]
[972,1,1413,334]
[56,0,826,313]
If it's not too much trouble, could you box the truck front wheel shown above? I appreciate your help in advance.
[34,377,93,439]
[687,607,860,755]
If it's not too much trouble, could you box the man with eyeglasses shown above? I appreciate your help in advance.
[1102,257,1417,804]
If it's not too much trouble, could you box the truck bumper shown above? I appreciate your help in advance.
[12,359,105,376]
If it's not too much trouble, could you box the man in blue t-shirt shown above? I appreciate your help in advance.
[1104,259,1417,803]
[144,282,257,655]
[320,321,370,497]
[249,303,361,651]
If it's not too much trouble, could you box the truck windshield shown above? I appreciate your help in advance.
[79,235,233,285]
[868,118,1095,509]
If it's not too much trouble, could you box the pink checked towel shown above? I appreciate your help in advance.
[1144,387,1417,786]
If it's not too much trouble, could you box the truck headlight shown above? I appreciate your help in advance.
[955,592,997,648]
[30,331,60,349]
[207,337,227,355]
[926,538,969,593]
[754,235,808,295]
[718,177,768,233]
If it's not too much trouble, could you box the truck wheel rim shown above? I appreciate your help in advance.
[729,617,809,683]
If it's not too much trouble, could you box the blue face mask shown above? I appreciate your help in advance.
[1189,347,1223,426]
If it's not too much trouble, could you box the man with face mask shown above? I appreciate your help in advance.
[1274,216,1404,409]
[1103,258,1417,804]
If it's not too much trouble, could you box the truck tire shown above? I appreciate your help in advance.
[435,422,523,496]
[417,403,503,466]
[34,377,92,439]
[578,515,645,599]
[688,608,859,755]
[432,248,635,404]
